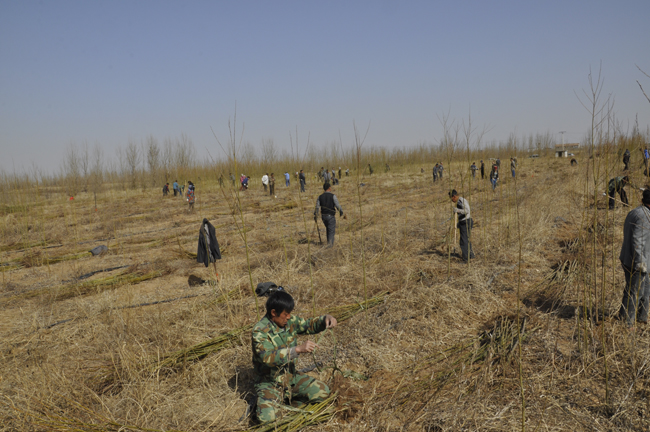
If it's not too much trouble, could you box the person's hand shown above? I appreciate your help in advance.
[324,314,337,329]
[342,214,347,220]
[295,340,319,354]
[638,262,648,273]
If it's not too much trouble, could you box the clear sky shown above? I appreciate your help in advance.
[1,0,649,174]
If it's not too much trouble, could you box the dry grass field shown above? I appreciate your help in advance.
[2,153,650,431]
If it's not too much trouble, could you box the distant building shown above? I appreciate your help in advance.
[555,143,579,157]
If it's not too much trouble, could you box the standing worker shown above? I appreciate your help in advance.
[269,173,276,197]
[643,147,650,176]
[368,164,374,175]
[262,173,269,192]
[489,164,499,191]
[284,172,290,187]
[470,162,477,178]
[252,290,337,424]
[163,183,169,196]
[618,189,650,330]
[173,180,180,196]
[299,169,306,192]
[608,176,629,210]
[510,157,517,178]
[449,189,475,262]
[438,162,444,179]
[623,149,630,171]
[314,182,346,247]
[480,160,485,179]
[229,173,235,187]
[338,167,342,179]
[186,181,195,212]
[433,164,439,183]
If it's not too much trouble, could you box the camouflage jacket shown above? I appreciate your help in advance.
[251,315,326,384]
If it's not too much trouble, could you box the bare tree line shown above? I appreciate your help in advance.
[1,126,649,209]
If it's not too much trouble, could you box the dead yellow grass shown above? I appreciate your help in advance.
[2,156,649,431]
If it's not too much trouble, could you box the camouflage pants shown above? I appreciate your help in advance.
[255,374,330,424]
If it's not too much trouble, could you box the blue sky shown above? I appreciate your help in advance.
[1,1,649,173]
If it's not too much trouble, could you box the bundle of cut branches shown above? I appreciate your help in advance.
[10,265,169,302]
[246,392,337,432]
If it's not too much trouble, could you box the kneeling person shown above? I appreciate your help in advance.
[252,291,337,424]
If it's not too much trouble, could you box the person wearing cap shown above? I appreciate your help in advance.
[449,189,475,262]
[252,290,337,424]
[608,175,629,210]
[618,189,650,329]
[314,182,345,246]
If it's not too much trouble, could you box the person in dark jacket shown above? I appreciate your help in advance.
[299,169,306,192]
[623,149,630,171]
[163,183,169,196]
[314,182,345,246]
[490,165,499,190]
[197,218,221,267]
[608,176,629,210]
[480,160,485,179]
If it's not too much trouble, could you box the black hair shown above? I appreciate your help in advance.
[265,291,294,317]
[449,189,458,198]
[323,182,331,191]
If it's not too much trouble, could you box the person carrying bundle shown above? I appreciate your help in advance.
[252,290,337,424]
[608,176,629,210]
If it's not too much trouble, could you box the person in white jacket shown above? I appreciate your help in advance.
[262,173,269,192]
